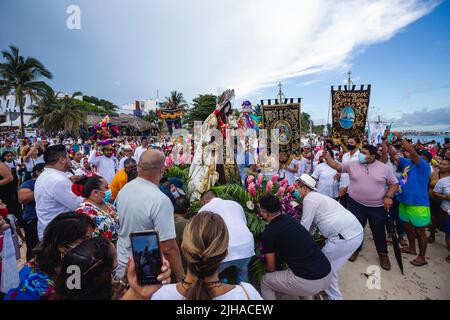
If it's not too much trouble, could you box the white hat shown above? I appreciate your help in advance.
[123,145,132,151]
[296,174,318,191]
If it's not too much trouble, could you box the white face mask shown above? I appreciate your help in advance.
[171,190,180,198]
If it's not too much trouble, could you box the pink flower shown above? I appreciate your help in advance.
[276,187,285,196]
[248,182,257,197]
[280,178,288,187]
[266,180,274,194]
[286,185,296,194]
[271,175,279,183]
[247,175,255,185]
[257,173,263,188]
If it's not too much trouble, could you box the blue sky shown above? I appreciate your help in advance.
[1,0,449,131]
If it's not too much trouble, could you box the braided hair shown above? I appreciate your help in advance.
[181,211,229,300]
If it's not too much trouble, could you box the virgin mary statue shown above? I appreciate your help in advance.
[188,89,239,200]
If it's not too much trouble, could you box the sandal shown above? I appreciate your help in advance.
[410,259,428,267]
[398,238,408,247]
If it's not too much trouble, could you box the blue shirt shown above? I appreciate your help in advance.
[20,179,37,222]
[396,157,430,206]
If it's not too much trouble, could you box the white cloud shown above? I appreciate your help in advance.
[91,0,438,102]
[195,0,439,98]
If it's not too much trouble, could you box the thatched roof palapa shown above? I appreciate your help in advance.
[87,113,157,131]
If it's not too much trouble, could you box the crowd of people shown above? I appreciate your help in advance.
[0,129,449,300]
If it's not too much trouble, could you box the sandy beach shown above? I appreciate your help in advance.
[339,230,450,300]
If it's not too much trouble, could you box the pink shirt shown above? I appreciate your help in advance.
[342,160,399,207]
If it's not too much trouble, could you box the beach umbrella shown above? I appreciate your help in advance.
[387,214,404,275]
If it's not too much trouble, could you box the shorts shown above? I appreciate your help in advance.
[399,203,431,227]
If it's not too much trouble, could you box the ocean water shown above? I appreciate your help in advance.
[404,135,449,145]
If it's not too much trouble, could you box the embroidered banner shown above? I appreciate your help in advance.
[331,85,371,149]
[261,98,302,165]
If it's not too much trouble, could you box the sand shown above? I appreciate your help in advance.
[15,228,450,300]
[339,230,450,300]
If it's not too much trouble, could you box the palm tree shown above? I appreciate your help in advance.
[31,90,87,137]
[162,90,188,111]
[0,45,53,138]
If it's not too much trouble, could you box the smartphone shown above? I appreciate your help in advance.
[129,230,162,285]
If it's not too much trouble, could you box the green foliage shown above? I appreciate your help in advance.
[161,91,188,111]
[165,165,190,184]
[31,90,87,137]
[0,45,53,137]
[184,94,217,125]
[82,95,117,112]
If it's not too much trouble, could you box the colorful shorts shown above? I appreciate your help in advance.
[399,203,431,227]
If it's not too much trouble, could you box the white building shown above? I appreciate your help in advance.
[119,99,159,116]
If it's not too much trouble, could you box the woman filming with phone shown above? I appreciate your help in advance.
[151,211,262,300]
[53,237,171,300]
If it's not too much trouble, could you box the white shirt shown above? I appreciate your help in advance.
[24,155,44,172]
[35,168,84,240]
[116,177,175,271]
[434,176,450,214]
[312,162,339,198]
[279,159,300,185]
[134,146,147,163]
[199,198,255,262]
[119,156,136,170]
[342,149,360,163]
[151,282,262,300]
[301,191,363,240]
[88,151,118,184]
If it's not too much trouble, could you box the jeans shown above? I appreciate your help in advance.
[348,198,388,254]
[218,257,252,284]
[23,218,39,261]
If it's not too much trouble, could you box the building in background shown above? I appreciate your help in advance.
[119,99,159,117]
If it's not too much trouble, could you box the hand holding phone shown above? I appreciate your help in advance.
[130,230,163,285]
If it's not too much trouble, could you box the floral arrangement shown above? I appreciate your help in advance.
[245,173,302,221]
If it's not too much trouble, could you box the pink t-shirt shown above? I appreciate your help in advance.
[342,160,399,207]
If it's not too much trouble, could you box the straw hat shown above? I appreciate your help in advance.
[296,174,318,191]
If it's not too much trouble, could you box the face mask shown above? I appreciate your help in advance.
[358,153,367,164]
[347,144,356,151]
[293,190,302,200]
[171,190,180,198]
[103,189,112,203]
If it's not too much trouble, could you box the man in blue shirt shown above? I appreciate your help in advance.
[18,163,45,261]
[389,139,431,267]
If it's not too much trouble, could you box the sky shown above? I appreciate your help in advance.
[1,0,449,131]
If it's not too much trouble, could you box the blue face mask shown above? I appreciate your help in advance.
[293,190,302,200]
[358,153,367,164]
[103,189,112,203]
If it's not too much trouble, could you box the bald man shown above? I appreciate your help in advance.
[116,150,184,280]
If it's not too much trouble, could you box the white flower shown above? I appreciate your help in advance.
[246,201,255,210]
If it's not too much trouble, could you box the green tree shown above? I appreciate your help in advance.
[253,103,262,117]
[143,109,160,125]
[301,112,313,133]
[82,95,117,113]
[184,94,217,125]
[161,90,188,111]
[0,45,53,137]
[31,90,87,137]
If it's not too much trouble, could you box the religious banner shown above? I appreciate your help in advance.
[261,96,302,165]
[369,121,388,145]
[331,84,371,149]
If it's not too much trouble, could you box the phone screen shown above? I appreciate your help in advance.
[130,231,162,285]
